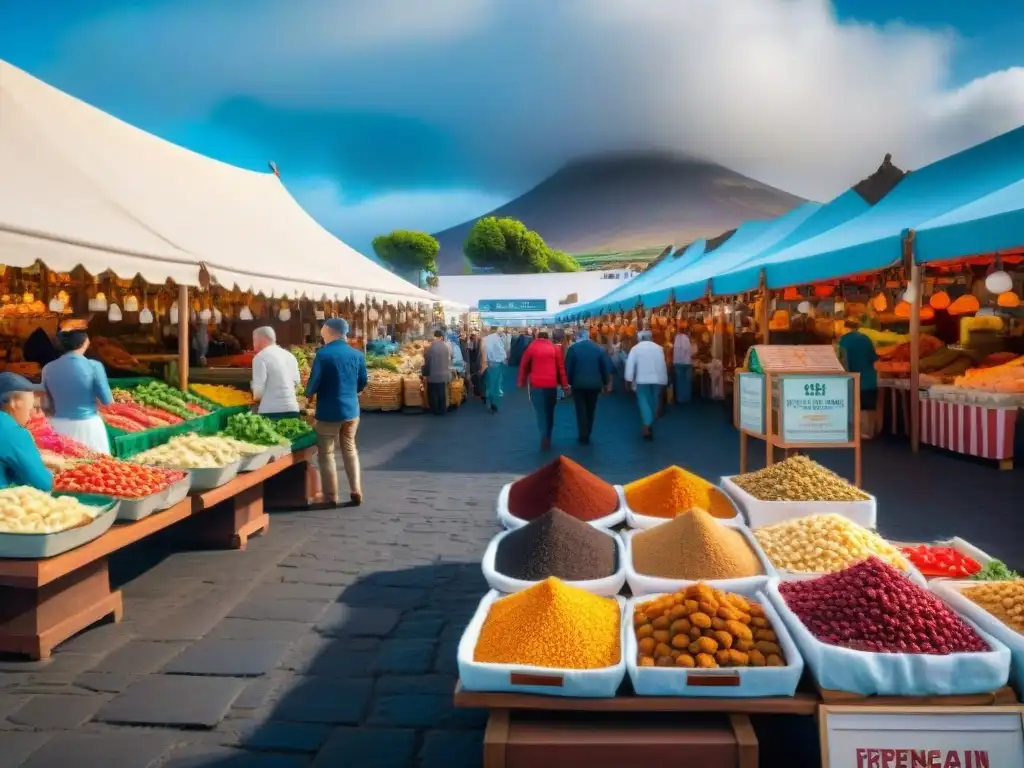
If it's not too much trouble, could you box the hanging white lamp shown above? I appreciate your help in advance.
[124,295,139,312]
[985,270,1012,294]
[213,307,223,324]
[88,292,108,312]
[797,301,811,314]
[199,308,212,321]
[169,301,179,324]
[239,305,254,321]
[107,303,123,322]
[48,296,65,313]
[139,306,154,324]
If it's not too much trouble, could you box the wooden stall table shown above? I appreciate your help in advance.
[454,682,818,768]
[0,448,317,660]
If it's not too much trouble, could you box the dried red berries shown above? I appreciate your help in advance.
[779,557,988,655]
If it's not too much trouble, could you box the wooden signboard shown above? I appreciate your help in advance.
[819,705,1024,768]
[734,345,862,486]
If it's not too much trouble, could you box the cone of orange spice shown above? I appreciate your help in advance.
[634,584,785,669]
[625,466,736,520]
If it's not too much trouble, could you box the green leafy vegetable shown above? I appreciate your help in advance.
[223,413,287,446]
[273,418,312,440]
[969,559,1020,581]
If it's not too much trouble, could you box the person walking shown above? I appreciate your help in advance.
[838,319,880,438]
[479,326,507,413]
[672,326,694,404]
[564,328,613,445]
[251,326,302,420]
[625,330,669,440]
[305,318,367,507]
[423,330,452,415]
[518,330,568,450]
[41,320,114,454]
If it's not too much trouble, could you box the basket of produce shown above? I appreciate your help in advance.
[132,435,244,491]
[622,466,739,529]
[894,539,992,580]
[402,376,424,409]
[270,417,314,453]
[0,488,120,558]
[222,413,289,448]
[161,474,193,508]
[53,458,189,521]
[359,370,403,411]
[482,509,627,596]
[130,380,216,420]
[458,579,626,697]
[623,511,774,594]
[752,514,926,586]
[100,401,185,433]
[931,577,1024,695]
[767,557,1010,696]
[498,456,626,530]
[190,384,254,408]
[626,585,803,697]
[721,455,876,529]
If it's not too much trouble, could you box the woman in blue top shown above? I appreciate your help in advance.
[41,321,114,454]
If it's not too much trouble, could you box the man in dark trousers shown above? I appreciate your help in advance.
[564,328,613,445]
[422,330,452,415]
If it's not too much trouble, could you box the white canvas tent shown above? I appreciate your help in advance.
[0,60,455,306]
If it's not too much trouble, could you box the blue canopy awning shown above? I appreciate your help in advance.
[914,177,1024,264]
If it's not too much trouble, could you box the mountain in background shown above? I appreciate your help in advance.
[431,153,806,274]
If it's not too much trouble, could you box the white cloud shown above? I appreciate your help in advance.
[53,0,1024,200]
[287,178,507,253]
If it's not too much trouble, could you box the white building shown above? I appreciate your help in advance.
[435,270,636,326]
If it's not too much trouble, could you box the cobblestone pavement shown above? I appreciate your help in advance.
[1,368,1022,767]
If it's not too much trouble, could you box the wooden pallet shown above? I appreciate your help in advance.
[817,683,1019,707]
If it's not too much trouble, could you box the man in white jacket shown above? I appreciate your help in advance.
[624,330,669,440]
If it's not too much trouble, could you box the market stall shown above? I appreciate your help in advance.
[452,456,1024,767]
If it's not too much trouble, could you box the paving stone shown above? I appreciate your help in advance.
[0,692,32,719]
[210,618,311,642]
[369,692,456,728]
[374,674,457,696]
[314,605,400,637]
[419,729,485,768]
[91,641,187,674]
[257,582,345,601]
[373,639,436,675]
[311,727,416,768]
[240,721,332,753]
[21,732,175,768]
[279,568,355,586]
[0,732,50,768]
[8,693,107,729]
[73,672,136,694]
[272,678,372,724]
[162,745,311,767]
[163,639,291,677]
[339,585,428,610]
[434,640,460,675]
[55,622,133,656]
[229,599,330,623]
[391,611,447,639]
[96,675,246,728]
[301,644,380,678]
[233,677,279,710]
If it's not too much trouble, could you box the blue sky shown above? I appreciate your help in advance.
[2,0,1022,255]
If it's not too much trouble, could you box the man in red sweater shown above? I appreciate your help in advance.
[517,330,569,450]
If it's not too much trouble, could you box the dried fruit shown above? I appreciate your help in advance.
[754,514,908,573]
[779,557,988,655]
[962,581,1024,634]
[732,455,868,502]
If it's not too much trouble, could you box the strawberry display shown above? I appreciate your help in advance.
[54,458,186,499]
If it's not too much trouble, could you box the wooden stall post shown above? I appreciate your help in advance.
[759,269,771,346]
[177,283,189,391]
[904,230,922,453]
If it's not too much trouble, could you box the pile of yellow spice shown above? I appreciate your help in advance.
[753,514,908,573]
[473,578,621,669]
[962,580,1024,633]
[625,466,736,520]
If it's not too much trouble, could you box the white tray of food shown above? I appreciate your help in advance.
[115,491,170,522]
[764,580,1010,696]
[496,483,626,531]
[159,474,193,509]
[159,461,241,492]
[720,476,877,530]
[622,522,775,596]
[930,579,1024,696]
[457,590,626,698]
[481,527,627,597]
[625,589,804,697]
[239,449,275,472]
[624,488,741,530]
[0,503,120,559]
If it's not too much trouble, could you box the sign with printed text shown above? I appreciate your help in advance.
[821,706,1024,768]
[477,299,547,313]
[780,375,852,443]
[737,372,765,435]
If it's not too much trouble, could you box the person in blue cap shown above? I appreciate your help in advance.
[0,372,53,491]
[305,318,368,507]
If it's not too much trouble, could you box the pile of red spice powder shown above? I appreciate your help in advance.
[780,557,988,655]
[508,456,619,523]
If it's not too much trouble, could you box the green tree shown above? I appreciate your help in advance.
[372,230,440,275]
[464,217,577,274]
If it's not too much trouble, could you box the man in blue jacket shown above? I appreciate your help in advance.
[564,329,614,445]
[306,318,368,507]
[0,372,52,491]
